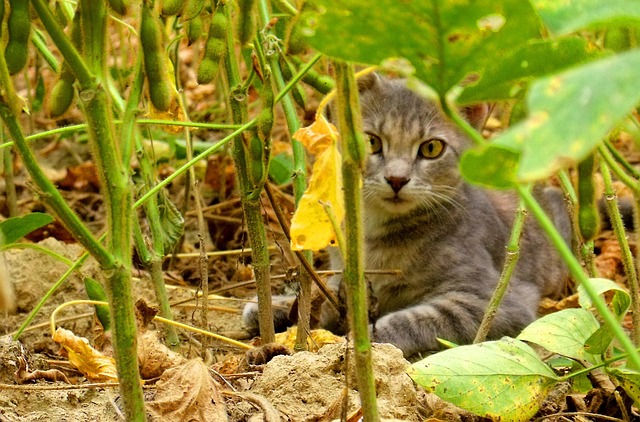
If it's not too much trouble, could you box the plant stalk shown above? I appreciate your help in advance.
[333,60,379,421]
[221,4,275,344]
[474,193,527,343]
[598,154,640,345]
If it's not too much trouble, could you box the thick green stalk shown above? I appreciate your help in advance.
[474,194,527,344]
[78,1,142,418]
[258,0,311,351]
[517,185,640,369]
[333,61,379,421]
[221,4,275,344]
[599,156,640,345]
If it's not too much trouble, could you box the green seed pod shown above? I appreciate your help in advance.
[49,78,75,117]
[577,154,600,242]
[161,0,184,16]
[141,3,174,111]
[286,23,308,55]
[184,0,205,19]
[278,55,307,110]
[5,0,31,75]
[196,5,227,84]
[292,57,335,94]
[249,134,264,188]
[236,0,256,46]
[107,0,129,16]
[186,13,204,45]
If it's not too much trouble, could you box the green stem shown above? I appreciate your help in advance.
[30,0,92,88]
[0,103,113,267]
[605,139,640,179]
[599,155,640,345]
[79,1,142,418]
[221,4,275,344]
[517,185,640,370]
[558,170,599,277]
[2,133,18,217]
[258,0,312,351]
[14,250,91,339]
[334,60,379,421]
[474,193,527,343]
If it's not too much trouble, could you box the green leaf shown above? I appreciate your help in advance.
[268,152,294,185]
[493,49,640,182]
[578,278,631,355]
[459,144,519,189]
[408,338,559,421]
[299,0,541,95]
[158,191,184,255]
[0,213,55,246]
[530,0,640,36]
[84,277,111,331]
[32,76,46,113]
[578,278,631,318]
[459,37,600,103]
[608,366,640,406]
[517,308,600,363]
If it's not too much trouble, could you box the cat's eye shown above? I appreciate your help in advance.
[367,133,383,154]
[418,139,445,159]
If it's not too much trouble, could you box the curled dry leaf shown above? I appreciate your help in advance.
[15,356,70,384]
[138,330,186,379]
[149,358,228,422]
[52,327,118,382]
[290,116,345,251]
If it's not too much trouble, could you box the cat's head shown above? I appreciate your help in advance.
[357,73,488,217]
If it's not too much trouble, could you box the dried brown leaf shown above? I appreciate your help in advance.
[52,327,118,382]
[149,358,227,422]
[138,330,186,379]
[14,356,70,384]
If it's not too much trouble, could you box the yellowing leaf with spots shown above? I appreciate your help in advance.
[290,117,344,251]
[408,338,560,422]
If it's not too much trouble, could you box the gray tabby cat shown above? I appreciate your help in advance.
[244,74,571,358]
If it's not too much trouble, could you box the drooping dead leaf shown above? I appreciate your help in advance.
[148,358,228,422]
[290,116,344,251]
[138,330,186,379]
[274,327,342,352]
[15,356,70,384]
[52,327,118,382]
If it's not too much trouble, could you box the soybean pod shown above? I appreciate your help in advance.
[577,154,600,242]
[197,3,227,84]
[141,2,175,111]
[5,0,31,75]
[161,0,184,17]
[278,55,307,111]
[236,0,257,46]
[184,0,205,19]
[49,11,82,117]
[292,56,335,94]
[107,0,129,16]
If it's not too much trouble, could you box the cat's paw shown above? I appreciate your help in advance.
[242,295,296,335]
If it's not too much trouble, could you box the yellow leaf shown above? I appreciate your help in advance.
[275,327,343,352]
[293,116,339,155]
[290,124,344,250]
[52,327,118,382]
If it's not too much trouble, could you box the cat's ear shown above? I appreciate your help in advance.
[357,72,381,93]
[460,103,490,131]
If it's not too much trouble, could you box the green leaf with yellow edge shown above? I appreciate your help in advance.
[492,48,640,182]
[460,144,519,189]
[299,0,541,95]
[290,117,344,251]
[530,0,640,36]
[408,338,559,422]
[517,308,600,364]
[608,366,640,407]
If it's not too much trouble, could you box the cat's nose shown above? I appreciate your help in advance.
[385,176,410,193]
